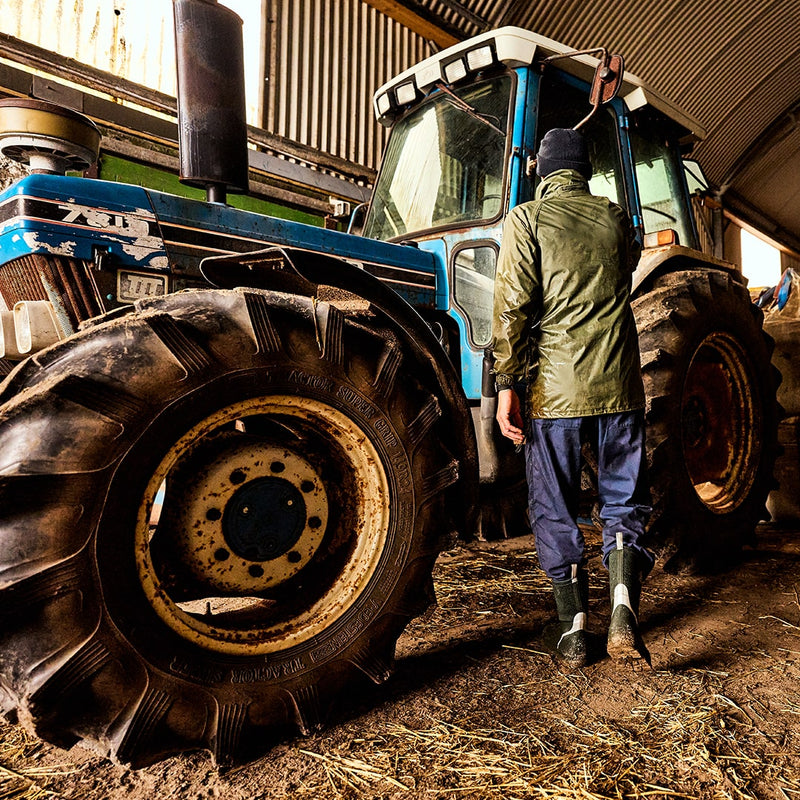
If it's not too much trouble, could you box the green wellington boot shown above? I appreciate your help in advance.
[607,537,651,665]
[551,564,589,667]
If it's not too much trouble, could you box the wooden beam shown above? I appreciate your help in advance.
[362,0,460,48]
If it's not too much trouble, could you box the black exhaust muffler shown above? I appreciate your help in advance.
[173,0,249,203]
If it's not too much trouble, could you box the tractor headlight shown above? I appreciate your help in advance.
[395,81,417,106]
[444,58,467,84]
[376,92,392,116]
[466,45,494,71]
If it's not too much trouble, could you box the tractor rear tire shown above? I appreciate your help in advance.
[632,270,779,571]
[0,288,460,766]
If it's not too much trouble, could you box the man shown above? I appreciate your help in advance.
[492,128,654,668]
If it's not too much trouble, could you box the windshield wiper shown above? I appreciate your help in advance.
[433,82,505,137]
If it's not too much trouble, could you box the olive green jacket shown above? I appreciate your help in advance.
[492,170,645,418]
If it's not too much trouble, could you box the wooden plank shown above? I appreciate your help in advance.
[361,0,460,48]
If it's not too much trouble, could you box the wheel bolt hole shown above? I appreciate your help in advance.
[301,480,315,493]
[214,548,230,561]
[287,551,301,563]
[270,461,285,473]
[308,516,322,530]
[230,469,247,485]
[248,564,264,578]
[206,508,222,521]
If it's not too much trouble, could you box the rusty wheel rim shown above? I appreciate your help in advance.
[681,332,760,513]
[136,395,390,655]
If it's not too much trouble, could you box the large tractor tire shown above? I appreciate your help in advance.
[631,269,779,570]
[0,287,462,766]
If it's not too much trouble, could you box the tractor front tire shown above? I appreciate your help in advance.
[0,288,459,765]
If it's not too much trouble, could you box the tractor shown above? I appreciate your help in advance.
[0,0,778,765]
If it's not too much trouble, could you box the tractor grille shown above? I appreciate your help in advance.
[0,254,104,329]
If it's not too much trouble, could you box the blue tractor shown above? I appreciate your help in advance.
[0,0,778,765]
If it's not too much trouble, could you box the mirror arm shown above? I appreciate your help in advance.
[540,48,624,130]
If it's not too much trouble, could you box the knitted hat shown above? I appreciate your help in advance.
[536,128,592,179]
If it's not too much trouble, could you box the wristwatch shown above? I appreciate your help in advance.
[494,374,515,392]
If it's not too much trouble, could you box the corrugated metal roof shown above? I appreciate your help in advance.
[400,0,800,248]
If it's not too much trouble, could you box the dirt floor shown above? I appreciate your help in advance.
[2,523,799,800]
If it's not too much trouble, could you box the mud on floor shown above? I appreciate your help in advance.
[2,524,799,799]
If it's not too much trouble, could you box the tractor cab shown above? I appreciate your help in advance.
[363,28,705,398]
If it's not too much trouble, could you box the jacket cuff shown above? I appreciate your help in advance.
[493,374,516,390]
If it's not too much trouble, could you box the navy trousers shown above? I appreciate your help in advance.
[524,410,654,582]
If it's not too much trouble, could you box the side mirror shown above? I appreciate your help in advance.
[574,53,624,130]
[589,54,624,106]
[541,48,625,130]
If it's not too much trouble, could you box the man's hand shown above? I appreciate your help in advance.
[496,388,525,444]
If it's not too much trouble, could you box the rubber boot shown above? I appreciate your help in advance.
[607,536,651,665]
[551,564,589,667]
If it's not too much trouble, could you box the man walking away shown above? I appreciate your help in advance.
[492,128,654,668]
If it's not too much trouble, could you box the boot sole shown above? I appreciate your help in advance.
[607,630,651,665]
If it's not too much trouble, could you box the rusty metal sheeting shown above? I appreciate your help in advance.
[0,0,178,95]
[0,0,267,126]
[265,0,432,170]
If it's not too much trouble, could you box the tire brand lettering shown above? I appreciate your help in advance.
[393,457,410,488]
[373,418,398,448]
[288,370,335,393]
[309,599,380,662]
[231,658,305,682]
[336,386,375,419]
[169,657,226,683]
[395,502,413,546]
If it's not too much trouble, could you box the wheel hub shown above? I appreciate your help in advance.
[224,477,307,562]
[682,395,707,448]
[157,437,328,593]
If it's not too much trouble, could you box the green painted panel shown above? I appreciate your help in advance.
[98,154,323,226]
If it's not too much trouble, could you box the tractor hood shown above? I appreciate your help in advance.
[0,174,438,312]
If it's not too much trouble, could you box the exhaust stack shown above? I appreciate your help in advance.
[173,0,249,203]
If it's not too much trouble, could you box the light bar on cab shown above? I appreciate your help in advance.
[371,26,706,142]
[373,27,543,125]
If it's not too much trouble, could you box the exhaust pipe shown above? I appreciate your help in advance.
[173,0,249,204]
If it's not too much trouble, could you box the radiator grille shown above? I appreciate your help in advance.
[0,254,104,329]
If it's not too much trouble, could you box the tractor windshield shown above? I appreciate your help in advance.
[363,75,512,240]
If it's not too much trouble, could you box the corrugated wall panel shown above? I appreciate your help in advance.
[265,0,432,171]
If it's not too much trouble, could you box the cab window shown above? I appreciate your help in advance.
[536,74,627,207]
